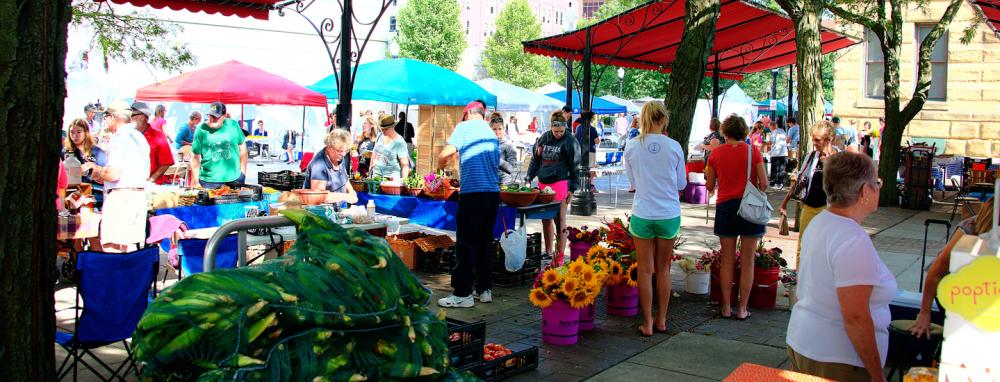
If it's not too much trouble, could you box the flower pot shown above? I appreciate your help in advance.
[500,190,539,207]
[569,241,591,261]
[406,187,422,197]
[535,192,556,204]
[685,271,710,295]
[749,266,780,310]
[710,264,740,305]
[542,299,579,345]
[350,180,367,193]
[423,188,449,200]
[606,283,638,317]
[578,304,596,331]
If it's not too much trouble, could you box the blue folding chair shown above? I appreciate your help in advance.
[613,151,623,164]
[56,246,159,381]
[597,151,614,166]
[177,235,239,278]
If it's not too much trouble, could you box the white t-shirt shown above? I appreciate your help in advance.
[624,134,687,220]
[769,128,788,157]
[104,124,151,189]
[787,210,897,368]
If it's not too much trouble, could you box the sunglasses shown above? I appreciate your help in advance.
[871,178,884,189]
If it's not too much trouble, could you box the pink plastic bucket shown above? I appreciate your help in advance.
[542,299,579,345]
[569,241,591,261]
[606,284,639,317]
[578,304,596,331]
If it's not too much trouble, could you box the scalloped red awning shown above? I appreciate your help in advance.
[135,60,328,107]
[523,0,859,80]
[971,0,1000,37]
[108,0,279,20]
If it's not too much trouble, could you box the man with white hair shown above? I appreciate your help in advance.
[81,101,151,252]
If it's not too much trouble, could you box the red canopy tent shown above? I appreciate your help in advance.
[971,0,1000,37]
[523,0,859,80]
[135,60,327,108]
[108,0,279,20]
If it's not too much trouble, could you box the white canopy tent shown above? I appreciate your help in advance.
[535,82,567,95]
[600,94,641,113]
[475,78,564,113]
[689,84,757,156]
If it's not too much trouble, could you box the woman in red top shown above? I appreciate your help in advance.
[705,114,768,320]
[528,116,538,133]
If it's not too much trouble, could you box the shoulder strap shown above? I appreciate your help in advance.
[746,144,753,182]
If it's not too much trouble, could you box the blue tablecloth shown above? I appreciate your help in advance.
[154,201,270,252]
[356,193,516,237]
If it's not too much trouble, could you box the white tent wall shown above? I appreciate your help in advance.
[687,99,756,157]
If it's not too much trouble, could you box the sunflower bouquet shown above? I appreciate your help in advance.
[583,245,634,287]
[529,257,603,309]
[565,225,603,244]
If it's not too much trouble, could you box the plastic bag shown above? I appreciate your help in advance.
[501,226,527,272]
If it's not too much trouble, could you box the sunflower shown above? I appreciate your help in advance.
[626,263,639,287]
[541,269,560,287]
[586,246,607,259]
[580,268,596,284]
[562,277,581,296]
[529,288,553,308]
[568,259,586,274]
[609,262,624,283]
[585,279,602,295]
[569,289,592,309]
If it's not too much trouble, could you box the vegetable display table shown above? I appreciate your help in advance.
[356,192,518,237]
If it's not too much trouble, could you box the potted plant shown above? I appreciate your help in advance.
[500,183,539,206]
[535,185,557,204]
[365,175,384,195]
[565,226,603,263]
[528,258,602,345]
[350,172,367,193]
[781,267,798,308]
[678,253,713,295]
[749,242,787,309]
[402,173,423,197]
[422,171,450,200]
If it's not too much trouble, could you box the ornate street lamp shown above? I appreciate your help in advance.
[617,67,625,97]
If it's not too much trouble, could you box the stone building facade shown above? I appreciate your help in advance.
[831,0,1000,157]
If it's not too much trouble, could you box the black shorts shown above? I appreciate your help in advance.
[713,198,766,238]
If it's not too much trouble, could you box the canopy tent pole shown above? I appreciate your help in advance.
[336,0,354,130]
[301,106,306,162]
[786,64,794,119]
[712,53,720,119]
[565,59,573,111]
[571,29,596,217]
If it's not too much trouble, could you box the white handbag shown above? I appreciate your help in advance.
[738,144,773,225]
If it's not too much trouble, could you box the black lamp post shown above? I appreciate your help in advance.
[771,68,779,120]
[617,67,625,97]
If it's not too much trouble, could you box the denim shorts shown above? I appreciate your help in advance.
[713,198,766,238]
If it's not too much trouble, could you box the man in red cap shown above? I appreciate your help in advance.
[436,100,501,308]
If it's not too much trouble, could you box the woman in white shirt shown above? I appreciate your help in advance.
[624,101,686,336]
[786,151,895,382]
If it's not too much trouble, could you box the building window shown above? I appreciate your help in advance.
[466,21,469,35]
[916,24,948,101]
[582,1,604,18]
[389,16,396,32]
[490,6,493,14]
[864,29,884,99]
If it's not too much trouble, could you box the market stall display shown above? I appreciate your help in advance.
[133,210,477,381]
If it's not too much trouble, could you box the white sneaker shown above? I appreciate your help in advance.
[437,294,474,308]
[474,290,493,303]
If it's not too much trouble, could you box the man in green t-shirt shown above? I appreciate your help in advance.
[191,102,248,189]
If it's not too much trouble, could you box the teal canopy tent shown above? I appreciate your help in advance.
[308,58,497,107]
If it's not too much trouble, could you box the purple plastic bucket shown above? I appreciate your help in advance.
[606,284,639,317]
[578,304,596,331]
[569,241,591,261]
[542,299,580,345]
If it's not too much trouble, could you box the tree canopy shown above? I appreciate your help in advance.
[482,0,554,89]
[396,0,466,71]
[71,0,195,73]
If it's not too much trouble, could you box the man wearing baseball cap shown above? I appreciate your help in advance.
[436,100,501,308]
[191,102,248,189]
[82,101,151,252]
[131,101,175,184]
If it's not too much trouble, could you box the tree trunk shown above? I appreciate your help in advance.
[782,0,824,156]
[877,5,905,206]
[0,0,72,379]
[666,0,720,156]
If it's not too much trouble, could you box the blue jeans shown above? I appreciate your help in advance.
[201,173,246,190]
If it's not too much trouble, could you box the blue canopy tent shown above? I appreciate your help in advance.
[308,58,497,107]
[545,90,627,114]
[474,78,563,112]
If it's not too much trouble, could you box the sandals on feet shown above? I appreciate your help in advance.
[637,325,653,337]
[735,309,752,321]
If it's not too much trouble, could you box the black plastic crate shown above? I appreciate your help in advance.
[447,318,486,369]
[474,345,539,381]
[420,247,455,273]
[259,170,306,191]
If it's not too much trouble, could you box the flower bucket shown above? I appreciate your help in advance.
[685,271,710,295]
[578,304,596,331]
[542,299,579,345]
[710,264,740,305]
[569,241,591,261]
[749,266,780,310]
[606,284,638,317]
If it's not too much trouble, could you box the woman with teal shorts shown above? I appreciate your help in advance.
[624,101,687,337]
